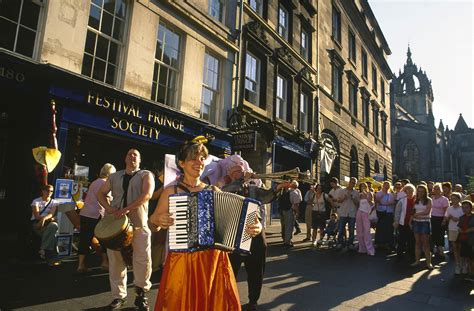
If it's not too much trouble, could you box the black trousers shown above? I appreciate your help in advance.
[230,231,267,304]
[78,215,101,255]
[430,216,445,247]
[397,224,415,259]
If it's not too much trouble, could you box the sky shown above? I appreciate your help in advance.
[369,0,473,130]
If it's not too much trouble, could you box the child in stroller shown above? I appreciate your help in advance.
[316,213,339,249]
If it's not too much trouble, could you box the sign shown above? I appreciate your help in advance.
[233,131,257,151]
[54,179,73,203]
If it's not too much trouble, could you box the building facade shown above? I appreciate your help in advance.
[391,47,474,186]
[0,0,239,236]
[317,0,393,187]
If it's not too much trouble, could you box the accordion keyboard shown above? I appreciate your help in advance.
[169,195,189,250]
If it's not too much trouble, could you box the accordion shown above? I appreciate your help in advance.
[168,189,260,254]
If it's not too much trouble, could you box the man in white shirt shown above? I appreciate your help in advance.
[31,184,60,266]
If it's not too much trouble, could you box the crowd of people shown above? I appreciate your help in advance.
[29,139,474,310]
[279,176,474,278]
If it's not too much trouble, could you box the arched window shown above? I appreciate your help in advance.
[374,160,380,174]
[403,141,419,174]
[350,146,358,178]
[364,154,370,177]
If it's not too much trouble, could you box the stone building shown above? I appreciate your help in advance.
[391,47,474,186]
[0,0,239,236]
[317,0,393,186]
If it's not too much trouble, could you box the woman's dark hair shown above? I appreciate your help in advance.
[176,142,209,172]
[415,184,430,205]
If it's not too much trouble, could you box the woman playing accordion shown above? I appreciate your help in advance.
[149,139,262,310]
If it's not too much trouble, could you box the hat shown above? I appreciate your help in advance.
[32,146,62,173]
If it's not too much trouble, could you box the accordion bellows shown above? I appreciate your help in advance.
[168,190,260,254]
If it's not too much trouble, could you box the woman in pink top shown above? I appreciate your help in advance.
[77,163,116,273]
[430,184,449,259]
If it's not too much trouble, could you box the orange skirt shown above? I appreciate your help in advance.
[154,249,240,311]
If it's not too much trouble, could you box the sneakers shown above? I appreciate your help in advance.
[455,265,461,275]
[135,287,149,311]
[109,298,126,310]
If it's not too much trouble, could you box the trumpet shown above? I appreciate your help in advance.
[252,168,315,184]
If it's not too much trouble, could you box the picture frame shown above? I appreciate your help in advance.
[56,234,72,257]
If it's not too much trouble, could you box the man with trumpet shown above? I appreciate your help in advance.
[211,155,291,311]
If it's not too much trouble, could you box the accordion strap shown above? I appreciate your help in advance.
[174,183,212,194]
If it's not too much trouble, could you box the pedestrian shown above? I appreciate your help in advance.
[97,149,154,310]
[31,184,61,266]
[410,184,433,270]
[356,182,375,256]
[430,183,449,259]
[303,184,316,242]
[393,184,416,261]
[443,192,464,274]
[457,200,474,277]
[150,140,260,310]
[336,177,359,251]
[219,155,289,311]
[328,177,344,214]
[441,182,452,201]
[311,184,330,246]
[76,163,116,273]
[374,181,396,251]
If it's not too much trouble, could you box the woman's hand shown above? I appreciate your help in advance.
[246,217,262,237]
[151,212,174,229]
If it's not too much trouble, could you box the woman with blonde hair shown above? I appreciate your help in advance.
[356,182,375,256]
[77,163,116,273]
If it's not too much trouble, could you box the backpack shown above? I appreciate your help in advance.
[279,189,291,211]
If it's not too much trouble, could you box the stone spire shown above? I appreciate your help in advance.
[438,119,444,132]
[406,45,413,66]
[454,113,469,132]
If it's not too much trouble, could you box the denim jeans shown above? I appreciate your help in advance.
[337,216,356,246]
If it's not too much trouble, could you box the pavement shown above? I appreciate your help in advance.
[0,222,473,311]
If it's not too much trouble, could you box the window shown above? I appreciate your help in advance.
[373,107,379,137]
[276,75,287,120]
[82,0,128,85]
[348,31,356,63]
[0,0,42,57]
[361,50,368,79]
[201,53,220,123]
[380,78,385,104]
[372,64,378,94]
[244,53,260,106]
[209,0,224,22]
[278,5,289,40]
[152,23,181,107]
[299,92,309,132]
[332,5,341,43]
[300,28,309,60]
[364,154,370,177]
[349,83,357,117]
[248,0,263,15]
[362,96,370,129]
[381,115,387,143]
[332,63,343,103]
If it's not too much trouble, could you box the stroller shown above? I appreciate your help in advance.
[315,216,338,249]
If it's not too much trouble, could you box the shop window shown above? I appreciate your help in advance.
[209,0,224,23]
[276,75,288,121]
[82,0,128,85]
[244,52,260,106]
[299,92,309,133]
[201,53,220,123]
[0,0,42,58]
[152,23,181,107]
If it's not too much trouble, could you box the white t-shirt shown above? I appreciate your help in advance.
[329,187,344,208]
[446,205,464,231]
[30,197,60,220]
